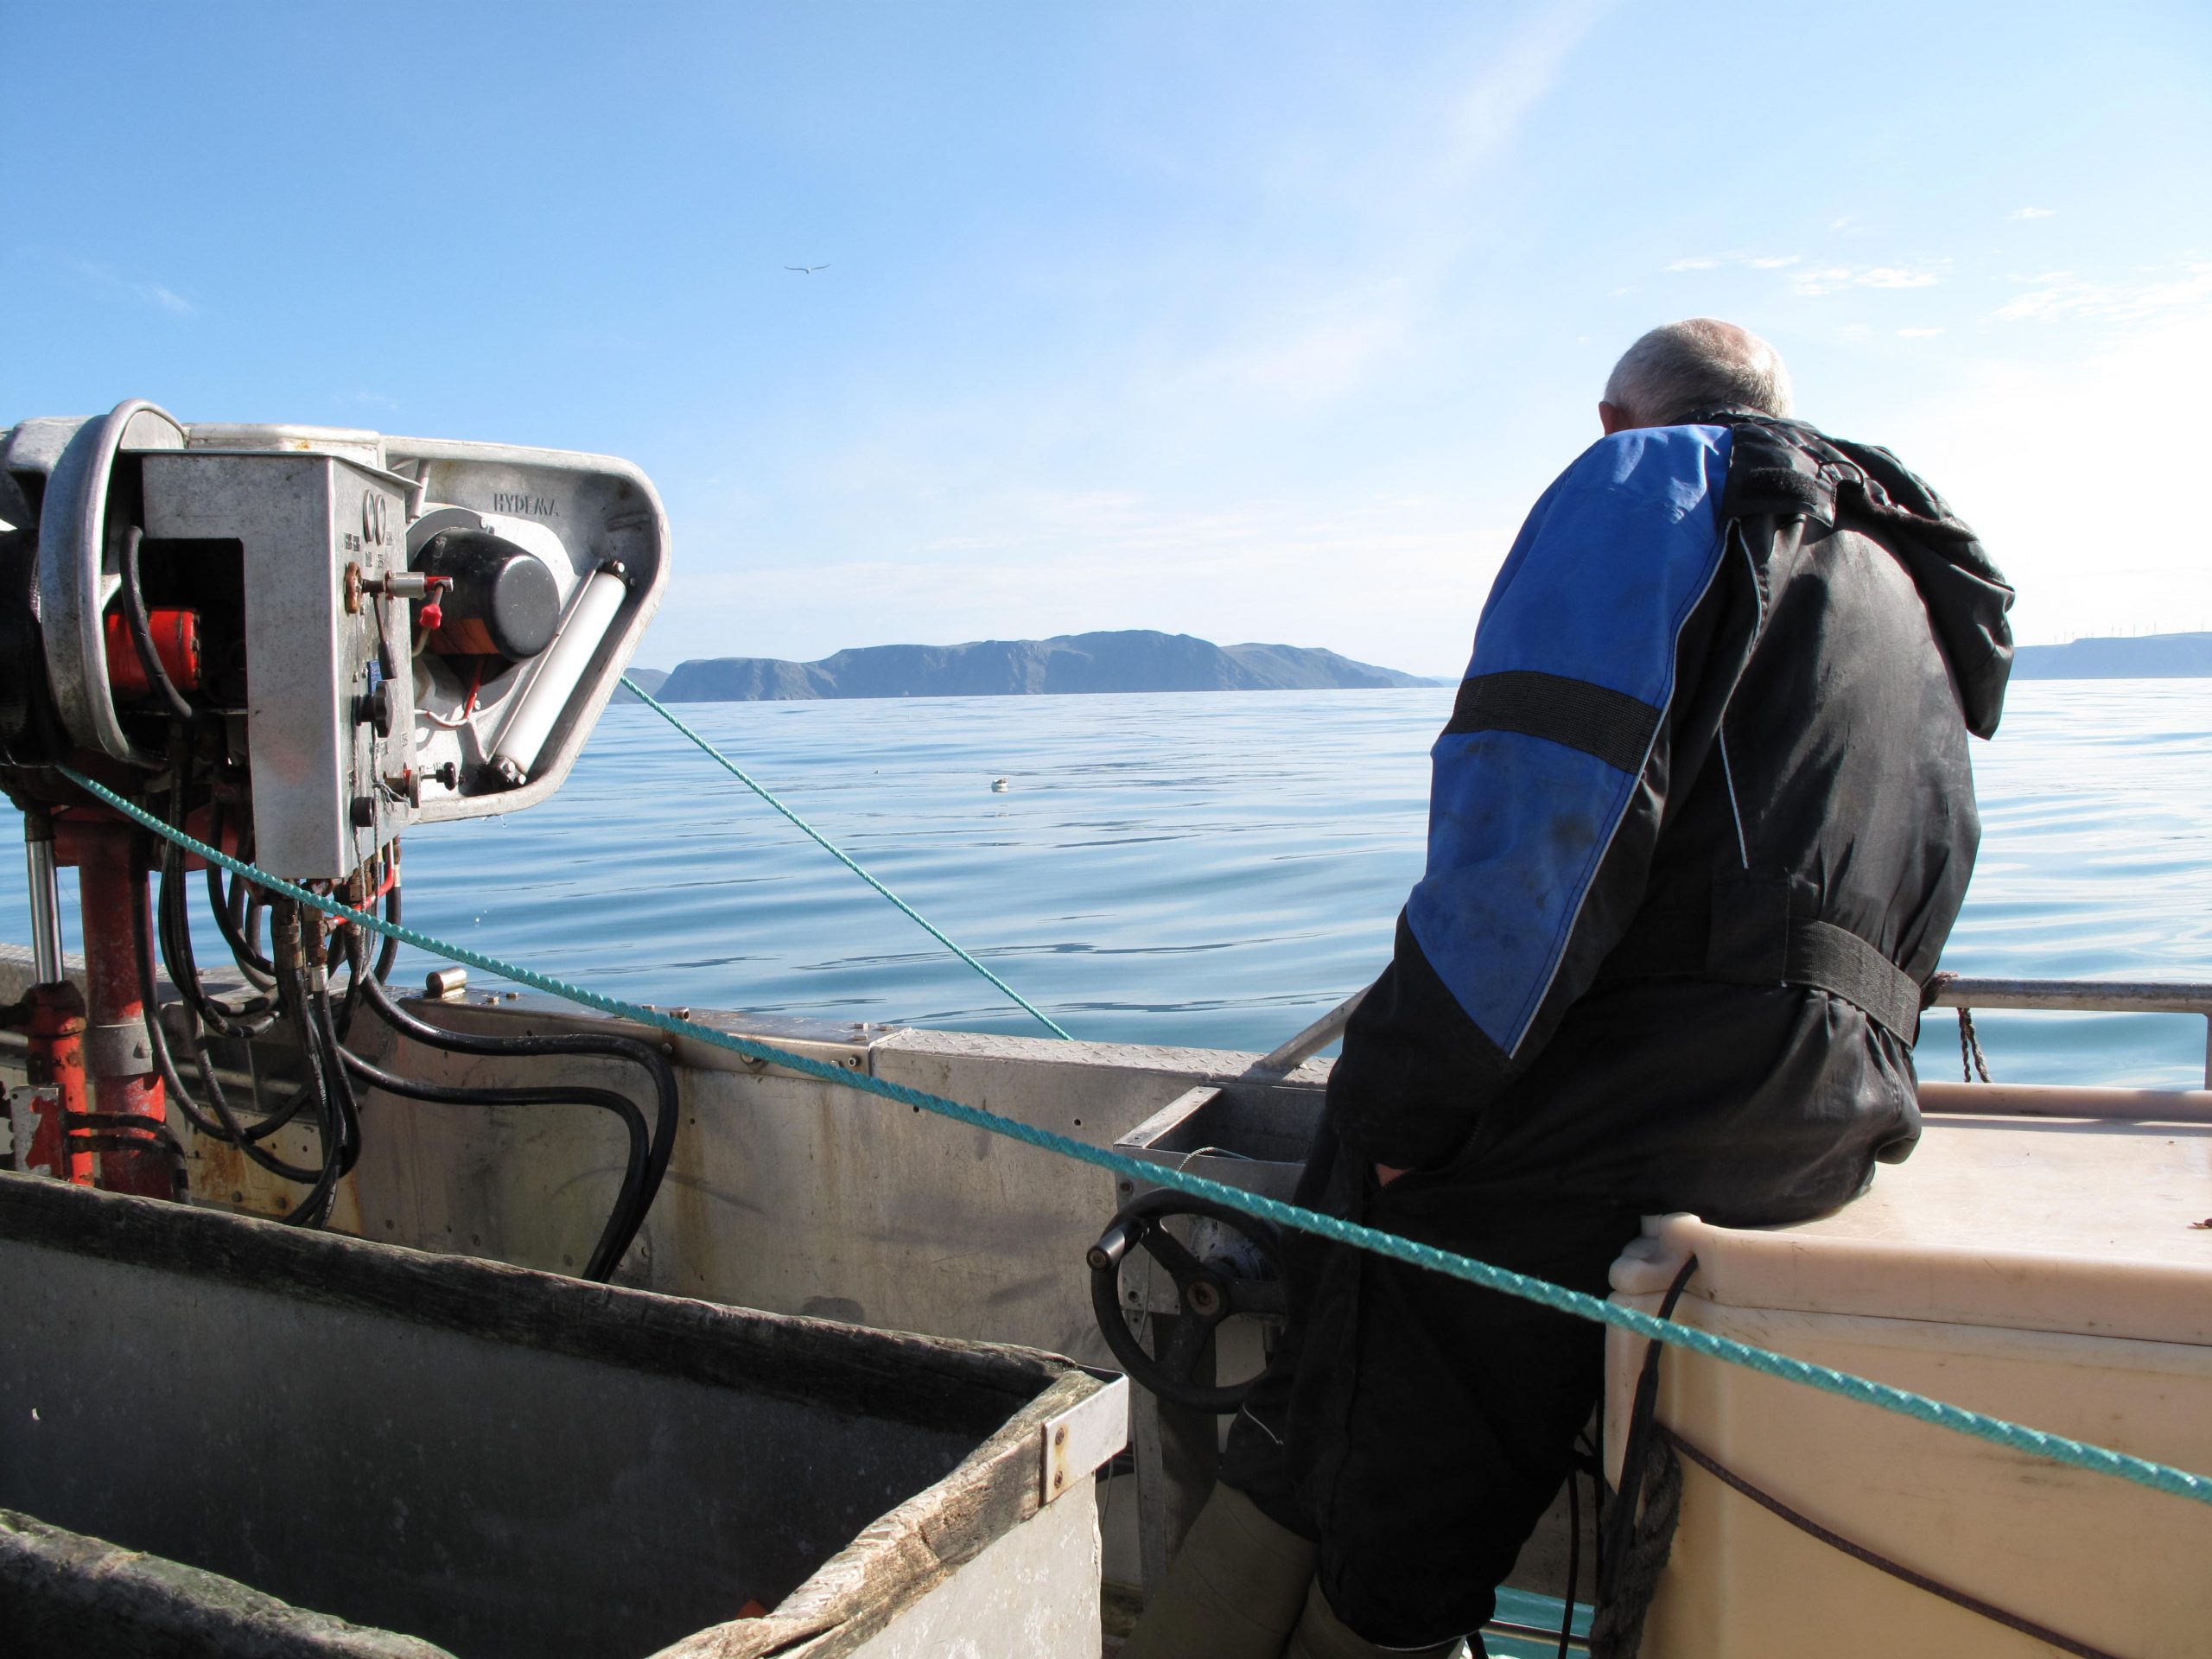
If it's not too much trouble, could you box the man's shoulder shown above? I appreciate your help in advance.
[1556,422,1733,499]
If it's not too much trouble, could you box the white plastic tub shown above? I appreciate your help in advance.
[1605,1111,2212,1658]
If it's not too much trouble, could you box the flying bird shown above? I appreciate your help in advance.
[785,264,830,275]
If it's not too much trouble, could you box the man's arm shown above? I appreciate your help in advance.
[1329,425,1756,1173]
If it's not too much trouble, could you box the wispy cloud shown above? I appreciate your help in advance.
[2008,207,2056,220]
[1125,0,1611,427]
[1665,251,1800,273]
[1896,327,1943,338]
[1993,262,2212,325]
[65,256,196,315]
[1448,0,1614,174]
[1791,263,1946,296]
[1664,251,1941,295]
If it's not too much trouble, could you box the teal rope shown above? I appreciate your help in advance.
[62,766,2212,1514]
[617,677,1071,1039]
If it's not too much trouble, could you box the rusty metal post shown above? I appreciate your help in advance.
[66,821,170,1198]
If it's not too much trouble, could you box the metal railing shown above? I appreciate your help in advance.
[1928,976,2212,1089]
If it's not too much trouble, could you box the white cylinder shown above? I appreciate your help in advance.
[488,567,627,785]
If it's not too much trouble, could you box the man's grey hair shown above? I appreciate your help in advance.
[1603,319,1794,427]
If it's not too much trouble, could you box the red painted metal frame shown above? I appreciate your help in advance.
[52,815,170,1198]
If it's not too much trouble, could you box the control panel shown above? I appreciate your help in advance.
[141,451,419,879]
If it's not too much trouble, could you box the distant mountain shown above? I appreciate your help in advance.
[656,630,1446,702]
[611,666,670,703]
[2012,633,2212,680]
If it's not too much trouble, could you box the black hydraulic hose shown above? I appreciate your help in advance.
[328,888,652,1277]
[372,865,401,985]
[119,525,194,724]
[271,915,344,1230]
[245,885,273,970]
[334,1043,651,1282]
[153,751,276,1037]
[357,972,679,1273]
[133,847,327,1181]
[160,848,272,1033]
[308,980,364,1179]
[206,799,276,988]
[160,846,276,1036]
[332,887,387,1043]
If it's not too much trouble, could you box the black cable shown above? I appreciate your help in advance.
[372,856,401,985]
[205,798,276,988]
[270,910,344,1230]
[358,971,679,1274]
[326,879,654,1278]
[119,525,194,724]
[309,979,364,1179]
[132,841,327,1180]
[1597,1258,1699,1612]
[244,883,272,968]
[331,883,386,1043]
[160,845,274,1034]
[1659,1429,2120,1659]
[153,747,276,1038]
[63,1111,189,1201]
[334,1042,651,1281]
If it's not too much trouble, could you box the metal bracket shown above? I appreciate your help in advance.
[8,1084,60,1178]
[84,1020,152,1077]
[1040,1374,1128,1505]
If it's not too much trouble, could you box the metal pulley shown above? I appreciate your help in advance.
[1088,1188,1294,1413]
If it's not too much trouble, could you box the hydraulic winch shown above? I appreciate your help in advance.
[0,400,673,1256]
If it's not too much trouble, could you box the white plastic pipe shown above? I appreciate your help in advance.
[488,566,627,786]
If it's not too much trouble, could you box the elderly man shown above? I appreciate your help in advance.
[1125,320,2015,1658]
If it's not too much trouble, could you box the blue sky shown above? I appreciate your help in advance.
[5,1,2207,676]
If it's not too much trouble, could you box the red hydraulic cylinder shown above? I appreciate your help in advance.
[65,820,172,1198]
[16,982,92,1185]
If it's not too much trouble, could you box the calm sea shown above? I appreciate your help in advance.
[5,680,2208,1087]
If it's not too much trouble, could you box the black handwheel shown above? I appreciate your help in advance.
[1088,1189,1293,1413]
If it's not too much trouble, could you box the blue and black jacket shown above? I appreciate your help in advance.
[1327,410,2013,1223]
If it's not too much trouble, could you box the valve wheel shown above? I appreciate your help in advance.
[1088,1189,1293,1413]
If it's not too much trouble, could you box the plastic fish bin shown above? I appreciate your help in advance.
[0,1173,1125,1659]
[1605,1112,2212,1657]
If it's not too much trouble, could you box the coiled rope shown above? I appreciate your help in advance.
[618,677,1070,1039]
[59,766,2212,1516]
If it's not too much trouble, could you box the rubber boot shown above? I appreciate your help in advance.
[1120,1484,1319,1659]
[1284,1579,1465,1659]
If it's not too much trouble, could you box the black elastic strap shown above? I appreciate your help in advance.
[1445,671,1660,775]
[1599,875,1923,1045]
[1784,918,1921,1044]
[1661,1429,2122,1659]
